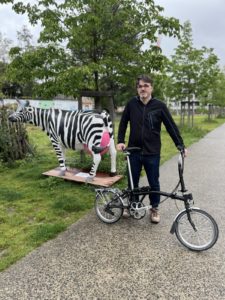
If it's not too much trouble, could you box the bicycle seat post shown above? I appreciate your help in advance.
[126,151,134,190]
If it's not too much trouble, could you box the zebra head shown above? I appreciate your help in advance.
[8,99,34,123]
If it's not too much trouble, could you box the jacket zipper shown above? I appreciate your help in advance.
[141,105,146,155]
[149,113,154,129]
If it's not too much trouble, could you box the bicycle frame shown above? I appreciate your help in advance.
[125,148,192,202]
[96,149,193,213]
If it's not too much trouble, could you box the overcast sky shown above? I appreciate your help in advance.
[0,0,225,67]
[154,0,225,67]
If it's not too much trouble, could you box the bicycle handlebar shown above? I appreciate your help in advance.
[123,147,185,159]
[123,146,185,172]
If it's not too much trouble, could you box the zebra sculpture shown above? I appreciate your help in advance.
[8,100,117,180]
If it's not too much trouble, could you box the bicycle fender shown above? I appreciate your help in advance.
[170,221,177,234]
[170,206,201,234]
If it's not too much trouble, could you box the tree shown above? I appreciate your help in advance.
[16,26,35,97]
[167,21,220,126]
[0,32,12,63]
[17,25,33,50]
[0,32,13,98]
[2,0,181,108]
[0,61,7,98]
[2,26,36,98]
[211,70,225,107]
[205,70,225,120]
[1,81,23,98]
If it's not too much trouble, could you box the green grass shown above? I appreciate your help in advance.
[0,114,225,271]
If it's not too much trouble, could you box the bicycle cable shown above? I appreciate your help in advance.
[159,153,185,212]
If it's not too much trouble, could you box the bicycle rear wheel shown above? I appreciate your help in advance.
[95,190,123,224]
[175,208,219,251]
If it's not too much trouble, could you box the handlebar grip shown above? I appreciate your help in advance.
[177,145,184,151]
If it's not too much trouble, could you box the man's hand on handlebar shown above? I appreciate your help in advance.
[180,148,188,157]
[116,143,126,151]
[177,145,188,157]
[183,148,188,157]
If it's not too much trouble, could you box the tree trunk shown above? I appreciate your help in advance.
[108,95,116,134]
[94,71,101,110]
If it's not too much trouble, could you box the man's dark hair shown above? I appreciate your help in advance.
[136,75,153,87]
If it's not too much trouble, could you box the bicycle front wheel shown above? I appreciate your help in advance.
[95,190,123,224]
[175,208,219,251]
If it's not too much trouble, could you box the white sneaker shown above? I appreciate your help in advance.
[150,208,160,224]
[123,209,130,218]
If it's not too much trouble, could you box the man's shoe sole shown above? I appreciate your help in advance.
[150,219,160,224]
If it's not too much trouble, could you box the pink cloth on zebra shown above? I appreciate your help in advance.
[84,131,110,155]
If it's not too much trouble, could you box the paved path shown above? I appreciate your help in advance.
[1,124,225,300]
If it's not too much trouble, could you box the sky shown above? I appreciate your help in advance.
[154,0,225,67]
[0,0,225,67]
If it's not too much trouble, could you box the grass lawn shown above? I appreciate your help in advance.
[0,115,224,271]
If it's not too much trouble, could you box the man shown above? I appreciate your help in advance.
[117,75,187,223]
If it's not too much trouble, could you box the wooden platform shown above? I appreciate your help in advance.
[43,167,123,187]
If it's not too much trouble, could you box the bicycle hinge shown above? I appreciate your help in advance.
[170,193,178,199]
[183,193,193,200]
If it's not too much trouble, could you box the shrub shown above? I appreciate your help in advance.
[0,105,33,164]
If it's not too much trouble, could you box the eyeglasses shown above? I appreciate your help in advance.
[137,84,151,89]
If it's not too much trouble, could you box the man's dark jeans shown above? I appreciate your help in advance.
[128,153,160,208]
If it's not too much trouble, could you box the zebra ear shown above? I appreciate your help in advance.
[16,99,30,108]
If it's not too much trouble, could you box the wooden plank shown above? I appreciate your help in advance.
[42,167,123,187]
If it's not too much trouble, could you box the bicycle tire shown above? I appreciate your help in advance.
[175,208,219,251]
[95,191,123,224]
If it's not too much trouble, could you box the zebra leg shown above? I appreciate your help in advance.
[49,134,67,176]
[86,153,101,182]
[109,138,117,176]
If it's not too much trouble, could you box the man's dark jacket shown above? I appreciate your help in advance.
[118,96,185,155]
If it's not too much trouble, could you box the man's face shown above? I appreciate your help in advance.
[137,80,153,101]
